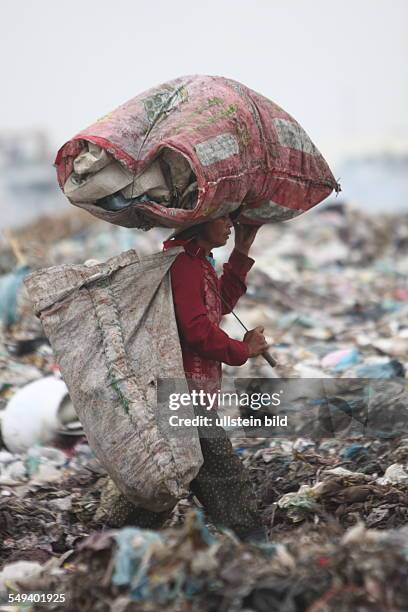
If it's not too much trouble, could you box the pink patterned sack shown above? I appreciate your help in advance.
[55,75,339,230]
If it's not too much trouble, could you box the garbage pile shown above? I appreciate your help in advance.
[1,508,407,611]
[245,436,408,531]
[222,204,408,382]
[0,202,407,610]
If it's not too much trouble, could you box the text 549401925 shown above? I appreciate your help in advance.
[6,593,66,604]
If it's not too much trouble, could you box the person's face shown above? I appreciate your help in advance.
[200,215,233,248]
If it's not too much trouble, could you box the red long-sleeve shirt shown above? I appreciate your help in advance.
[163,238,254,390]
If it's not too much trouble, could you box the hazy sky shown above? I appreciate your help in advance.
[1,0,407,166]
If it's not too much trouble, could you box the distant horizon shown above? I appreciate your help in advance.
[1,120,408,170]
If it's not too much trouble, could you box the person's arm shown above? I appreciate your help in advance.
[219,223,260,315]
[219,249,254,315]
[170,253,249,366]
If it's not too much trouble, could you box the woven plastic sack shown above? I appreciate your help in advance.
[24,248,203,511]
[55,75,339,230]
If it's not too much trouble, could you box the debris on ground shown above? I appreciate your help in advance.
[0,203,407,609]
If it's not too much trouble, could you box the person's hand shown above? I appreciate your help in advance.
[243,326,269,357]
[233,223,261,256]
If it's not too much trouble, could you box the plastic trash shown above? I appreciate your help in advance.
[73,142,111,175]
[355,359,405,379]
[277,482,325,522]
[25,445,67,476]
[1,376,71,453]
[340,443,368,460]
[321,348,360,371]
[64,153,133,203]
[112,511,216,602]
[0,458,26,485]
[0,265,31,327]
[113,528,165,595]
[376,463,408,485]
[0,561,43,595]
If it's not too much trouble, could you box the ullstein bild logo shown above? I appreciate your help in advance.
[168,413,288,429]
[166,389,287,429]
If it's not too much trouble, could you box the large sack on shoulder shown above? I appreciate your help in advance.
[55,75,339,230]
[24,248,203,511]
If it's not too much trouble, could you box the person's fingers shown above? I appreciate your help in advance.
[254,341,268,353]
[255,326,264,333]
[256,348,268,356]
[256,333,266,341]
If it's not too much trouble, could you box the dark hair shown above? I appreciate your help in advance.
[172,205,244,241]
[230,204,244,221]
[173,223,205,241]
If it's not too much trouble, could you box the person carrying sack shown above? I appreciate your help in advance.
[106,211,268,542]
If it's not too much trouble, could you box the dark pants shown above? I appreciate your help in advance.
[104,411,263,538]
